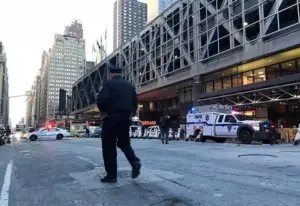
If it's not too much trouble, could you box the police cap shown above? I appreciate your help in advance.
[109,65,122,74]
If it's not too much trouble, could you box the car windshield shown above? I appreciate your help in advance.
[235,114,254,121]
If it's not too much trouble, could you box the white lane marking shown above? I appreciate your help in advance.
[0,160,13,206]
[19,150,30,153]
[84,146,102,150]
[213,193,223,197]
[76,156,98,167]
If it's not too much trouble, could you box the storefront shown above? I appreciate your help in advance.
[197,47,300,128]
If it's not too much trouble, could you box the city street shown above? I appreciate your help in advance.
[0,138,300,206]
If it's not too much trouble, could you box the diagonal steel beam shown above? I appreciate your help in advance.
[71,88,79,111]
[81,79,91,105]
[137,36,159,78]
[201,28,217,59]
[199,0,245,44]
[75,85,83,109]
[201,0,228,58]
[164,51,174,75]
[88,75,97,99]
[263,0,284,35]
[163,23,192,64]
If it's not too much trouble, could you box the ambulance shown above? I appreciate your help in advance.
[186,105,280,144]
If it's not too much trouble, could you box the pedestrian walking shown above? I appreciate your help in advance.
[85,127,90,138]
[5,126,11,144]
[96,65,141,183]
[159,114,171,144]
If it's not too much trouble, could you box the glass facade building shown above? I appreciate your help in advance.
[73,0,300,125]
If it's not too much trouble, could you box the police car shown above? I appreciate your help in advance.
[129,116,143,138]
[27,127,69,141]
[186,105,280,144]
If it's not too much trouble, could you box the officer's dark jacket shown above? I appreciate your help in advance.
[159,116,171,129]
[97,75,138,115]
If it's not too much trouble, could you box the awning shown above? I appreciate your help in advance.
[197,81,300,107]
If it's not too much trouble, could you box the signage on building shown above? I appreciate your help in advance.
[141,121,156,126]
[16,124,25,129]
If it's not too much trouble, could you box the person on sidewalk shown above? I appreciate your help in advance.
[159,114,171,144]
[97,65,141,183]
[85,127,90,138]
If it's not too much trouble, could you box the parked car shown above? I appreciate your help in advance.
[92,127,102,138]
[27,127,69,141]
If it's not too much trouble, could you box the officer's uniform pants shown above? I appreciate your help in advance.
[160,128,169,143]
[101,116,140,179]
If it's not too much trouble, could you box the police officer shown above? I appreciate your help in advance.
[159,114,171,144]
[97,65,141,183]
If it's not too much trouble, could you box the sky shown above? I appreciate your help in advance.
[0,0,149,126]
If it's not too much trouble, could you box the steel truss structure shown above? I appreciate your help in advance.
[197,82,300,107]
[72,0,300,112]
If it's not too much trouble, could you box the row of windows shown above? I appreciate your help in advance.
[117,0,300,61]
[204,59,300,93]
[179,86,192,102]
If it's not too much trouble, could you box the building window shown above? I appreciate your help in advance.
[254,68,266,83]
[281,60,297,77]
[232,74,242,87]
[214,79,222,91]
[243,71,253,85]
[205,81,213,92]
[223,76,232,89]
[266,64,280,80]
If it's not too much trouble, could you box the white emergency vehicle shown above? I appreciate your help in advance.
[27,127,69,141]
[186,105,280,144]
[143,126,180,140]
[129,116,143,138]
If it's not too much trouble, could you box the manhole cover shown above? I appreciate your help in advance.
[238,154,278,158]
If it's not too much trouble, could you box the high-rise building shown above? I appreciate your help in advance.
[32,74,41,127]
[147,0,177,22]
[0,42,9,127]
[39,49,51,124]
[113,0,147,50]
[25,91,33,127]
[45,21,86,120]
[64,20,83,39]
[85,61,95,73]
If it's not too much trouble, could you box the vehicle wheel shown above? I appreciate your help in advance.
[194,129,200,138]
[238,130,253,144]
[200,136,207,143]
[56,134,63,140]
[215,138,226,143]
[30,135,37,141]
[261,140,271,144]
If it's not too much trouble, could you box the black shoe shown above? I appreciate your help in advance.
[161,140,164,144]
[132,162,141,179]
[100,175,117,183]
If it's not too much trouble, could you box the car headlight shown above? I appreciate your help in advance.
[249,123,260,131]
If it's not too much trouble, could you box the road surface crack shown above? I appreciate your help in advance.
[155,174,201,193]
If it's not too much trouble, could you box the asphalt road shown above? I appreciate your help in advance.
[0,138,300,206]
